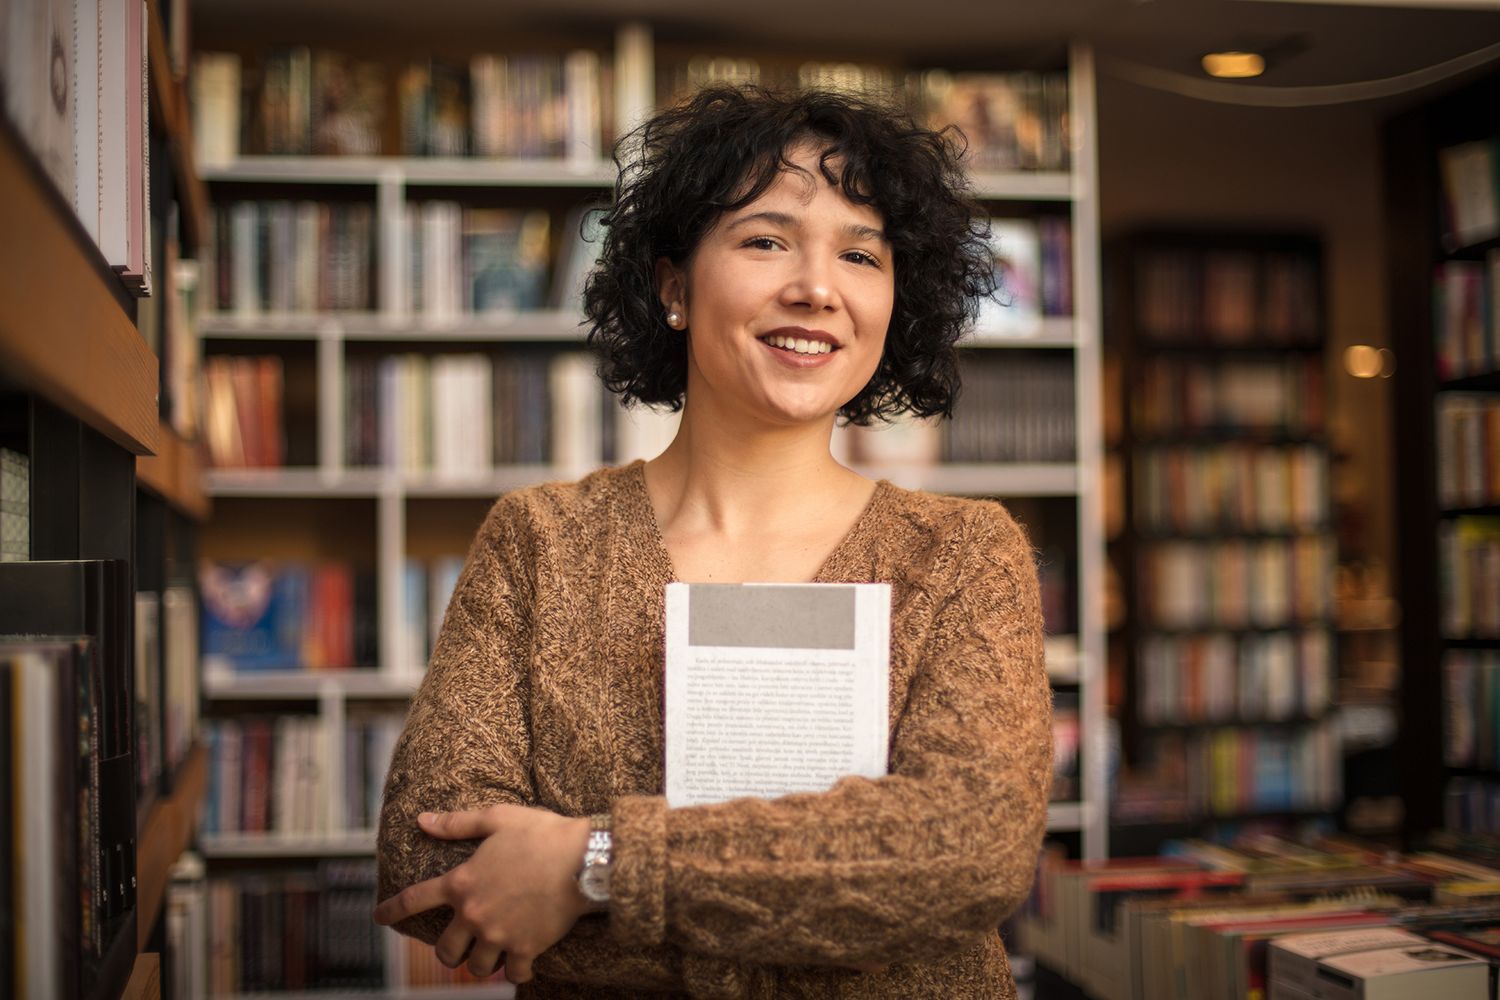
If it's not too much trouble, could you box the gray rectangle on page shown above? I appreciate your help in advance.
[687,584,857,649]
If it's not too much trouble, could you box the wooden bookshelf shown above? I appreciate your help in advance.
[0,120,158,456]
[136,420,211,520]
[135,742,210,951]
[120,954,161,1000]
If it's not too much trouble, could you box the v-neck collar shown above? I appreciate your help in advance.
[619,458,891,585]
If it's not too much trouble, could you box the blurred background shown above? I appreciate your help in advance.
[3,0,1500,997]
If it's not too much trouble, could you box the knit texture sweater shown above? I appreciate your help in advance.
[376,459,1053,999]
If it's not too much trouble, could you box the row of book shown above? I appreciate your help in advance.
[1441,517,1500,638]
[206,863,393,993]
[941,353,1076,464]
[400,557,465,676]
[1137,536,1333,630]
[1439,138,1500,251]
[198,712,405,836]
[1434,257,1500,380]
[404,203,552,316]
[1446,778,1500,835]
[1136,630,1332,726]
[345,351,680,473]
[1132,357,1326,438]
[5,0,151,294]
[0,561,140,1000]
[1134,249,1321,345]
[1437,393,1500,509]
[133,587,199,799]
[1133,444,1329,535]
[1446,650,1500,771]
[209,201,375,314]
[200,560,378,672]
[664,61,1071,173]
[979,216,1073,332]
[203,355,284,469]
[193,48,613,162]
[1,447,26,561]
[1017,833,1500,1000]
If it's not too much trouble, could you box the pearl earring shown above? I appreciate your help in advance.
[667,310,683,329]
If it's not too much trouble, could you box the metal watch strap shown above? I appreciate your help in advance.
[577,812,613,911]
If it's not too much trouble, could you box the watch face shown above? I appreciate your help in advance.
[579,864,611,902]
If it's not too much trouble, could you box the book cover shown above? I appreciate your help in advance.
[663,582,891,808]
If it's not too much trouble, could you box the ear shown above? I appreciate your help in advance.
[655,256,687,315]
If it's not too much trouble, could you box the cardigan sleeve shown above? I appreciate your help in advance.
[607,501,1053,970]
[375,494,538,945]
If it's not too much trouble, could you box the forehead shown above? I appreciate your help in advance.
[728,144,884,223]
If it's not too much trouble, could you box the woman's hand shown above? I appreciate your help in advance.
[373,804,591,983]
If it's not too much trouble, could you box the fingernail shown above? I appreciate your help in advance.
[419,811,437,824]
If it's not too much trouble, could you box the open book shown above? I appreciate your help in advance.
[663,582,891,808]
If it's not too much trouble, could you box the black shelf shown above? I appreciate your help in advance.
[1440,505,1500,518]
[1438,371,1500,392]
[1133,431,1326,446]
[1136,712,1332,733]
[1446,766,1500,780]
[1135,339,1324,357]
[1134,525,1332,541]
[1139,621,1335,637]
[1444,636,1500,648]
[1441,230,1500,260]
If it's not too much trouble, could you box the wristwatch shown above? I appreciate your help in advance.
[576,813,612,911]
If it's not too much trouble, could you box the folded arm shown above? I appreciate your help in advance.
[607,503,1054,971]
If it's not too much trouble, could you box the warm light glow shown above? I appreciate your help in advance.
[1202,52,1266,79]
[1344,344,1383,378]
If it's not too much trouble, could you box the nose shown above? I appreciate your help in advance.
[779,258,838,313]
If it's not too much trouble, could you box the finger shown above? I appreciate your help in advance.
[466,941,503,979]
[506,950,535,984]
[373,875,451,925]
[419,808,498,840]
[435,920,475,969]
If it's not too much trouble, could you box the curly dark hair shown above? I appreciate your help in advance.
[581,85,997,425]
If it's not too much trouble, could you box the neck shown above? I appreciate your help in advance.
[644,396,854,537]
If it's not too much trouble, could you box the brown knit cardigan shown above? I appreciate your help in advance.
[376,459,1053,999]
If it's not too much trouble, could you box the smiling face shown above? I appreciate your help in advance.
[657,143,896,429]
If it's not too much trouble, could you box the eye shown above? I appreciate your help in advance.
[842,249,882,268]
[742,236,782,251]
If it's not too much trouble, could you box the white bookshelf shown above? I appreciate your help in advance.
[194,24,1108,886]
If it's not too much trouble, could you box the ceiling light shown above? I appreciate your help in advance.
[1202,52,1266,79]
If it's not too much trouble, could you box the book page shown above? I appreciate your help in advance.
[664,582,890,808]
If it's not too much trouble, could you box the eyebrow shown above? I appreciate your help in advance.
[725,210,889,245]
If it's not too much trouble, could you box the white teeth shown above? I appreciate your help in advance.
[763,335,834,355]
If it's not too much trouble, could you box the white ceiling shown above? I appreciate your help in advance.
[193,0,1500,102]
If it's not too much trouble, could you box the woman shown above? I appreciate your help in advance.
[374,86,1054,999]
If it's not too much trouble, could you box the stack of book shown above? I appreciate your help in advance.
[207,862,386,992]
[1137,630,1332,725]
[1017,834,1500,1000]
[1,448,26,562]
[202,355,285,470]
[1137,536,1333,629]
[1433,258,1500,379]
[975,216,1073,338]
[1436,394,1500,508]
[1440,517,1500,638]
[192,47,614,163]
[1135,249,1320,345]
[942,353,1076,463]
[1133,357,1326,438]
[199,711,404,837]
[1134,445,1328,533]
[404,204,551,318]
[209,201,376,314]
[1438,138,1500,251]
[200,560,378,674]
